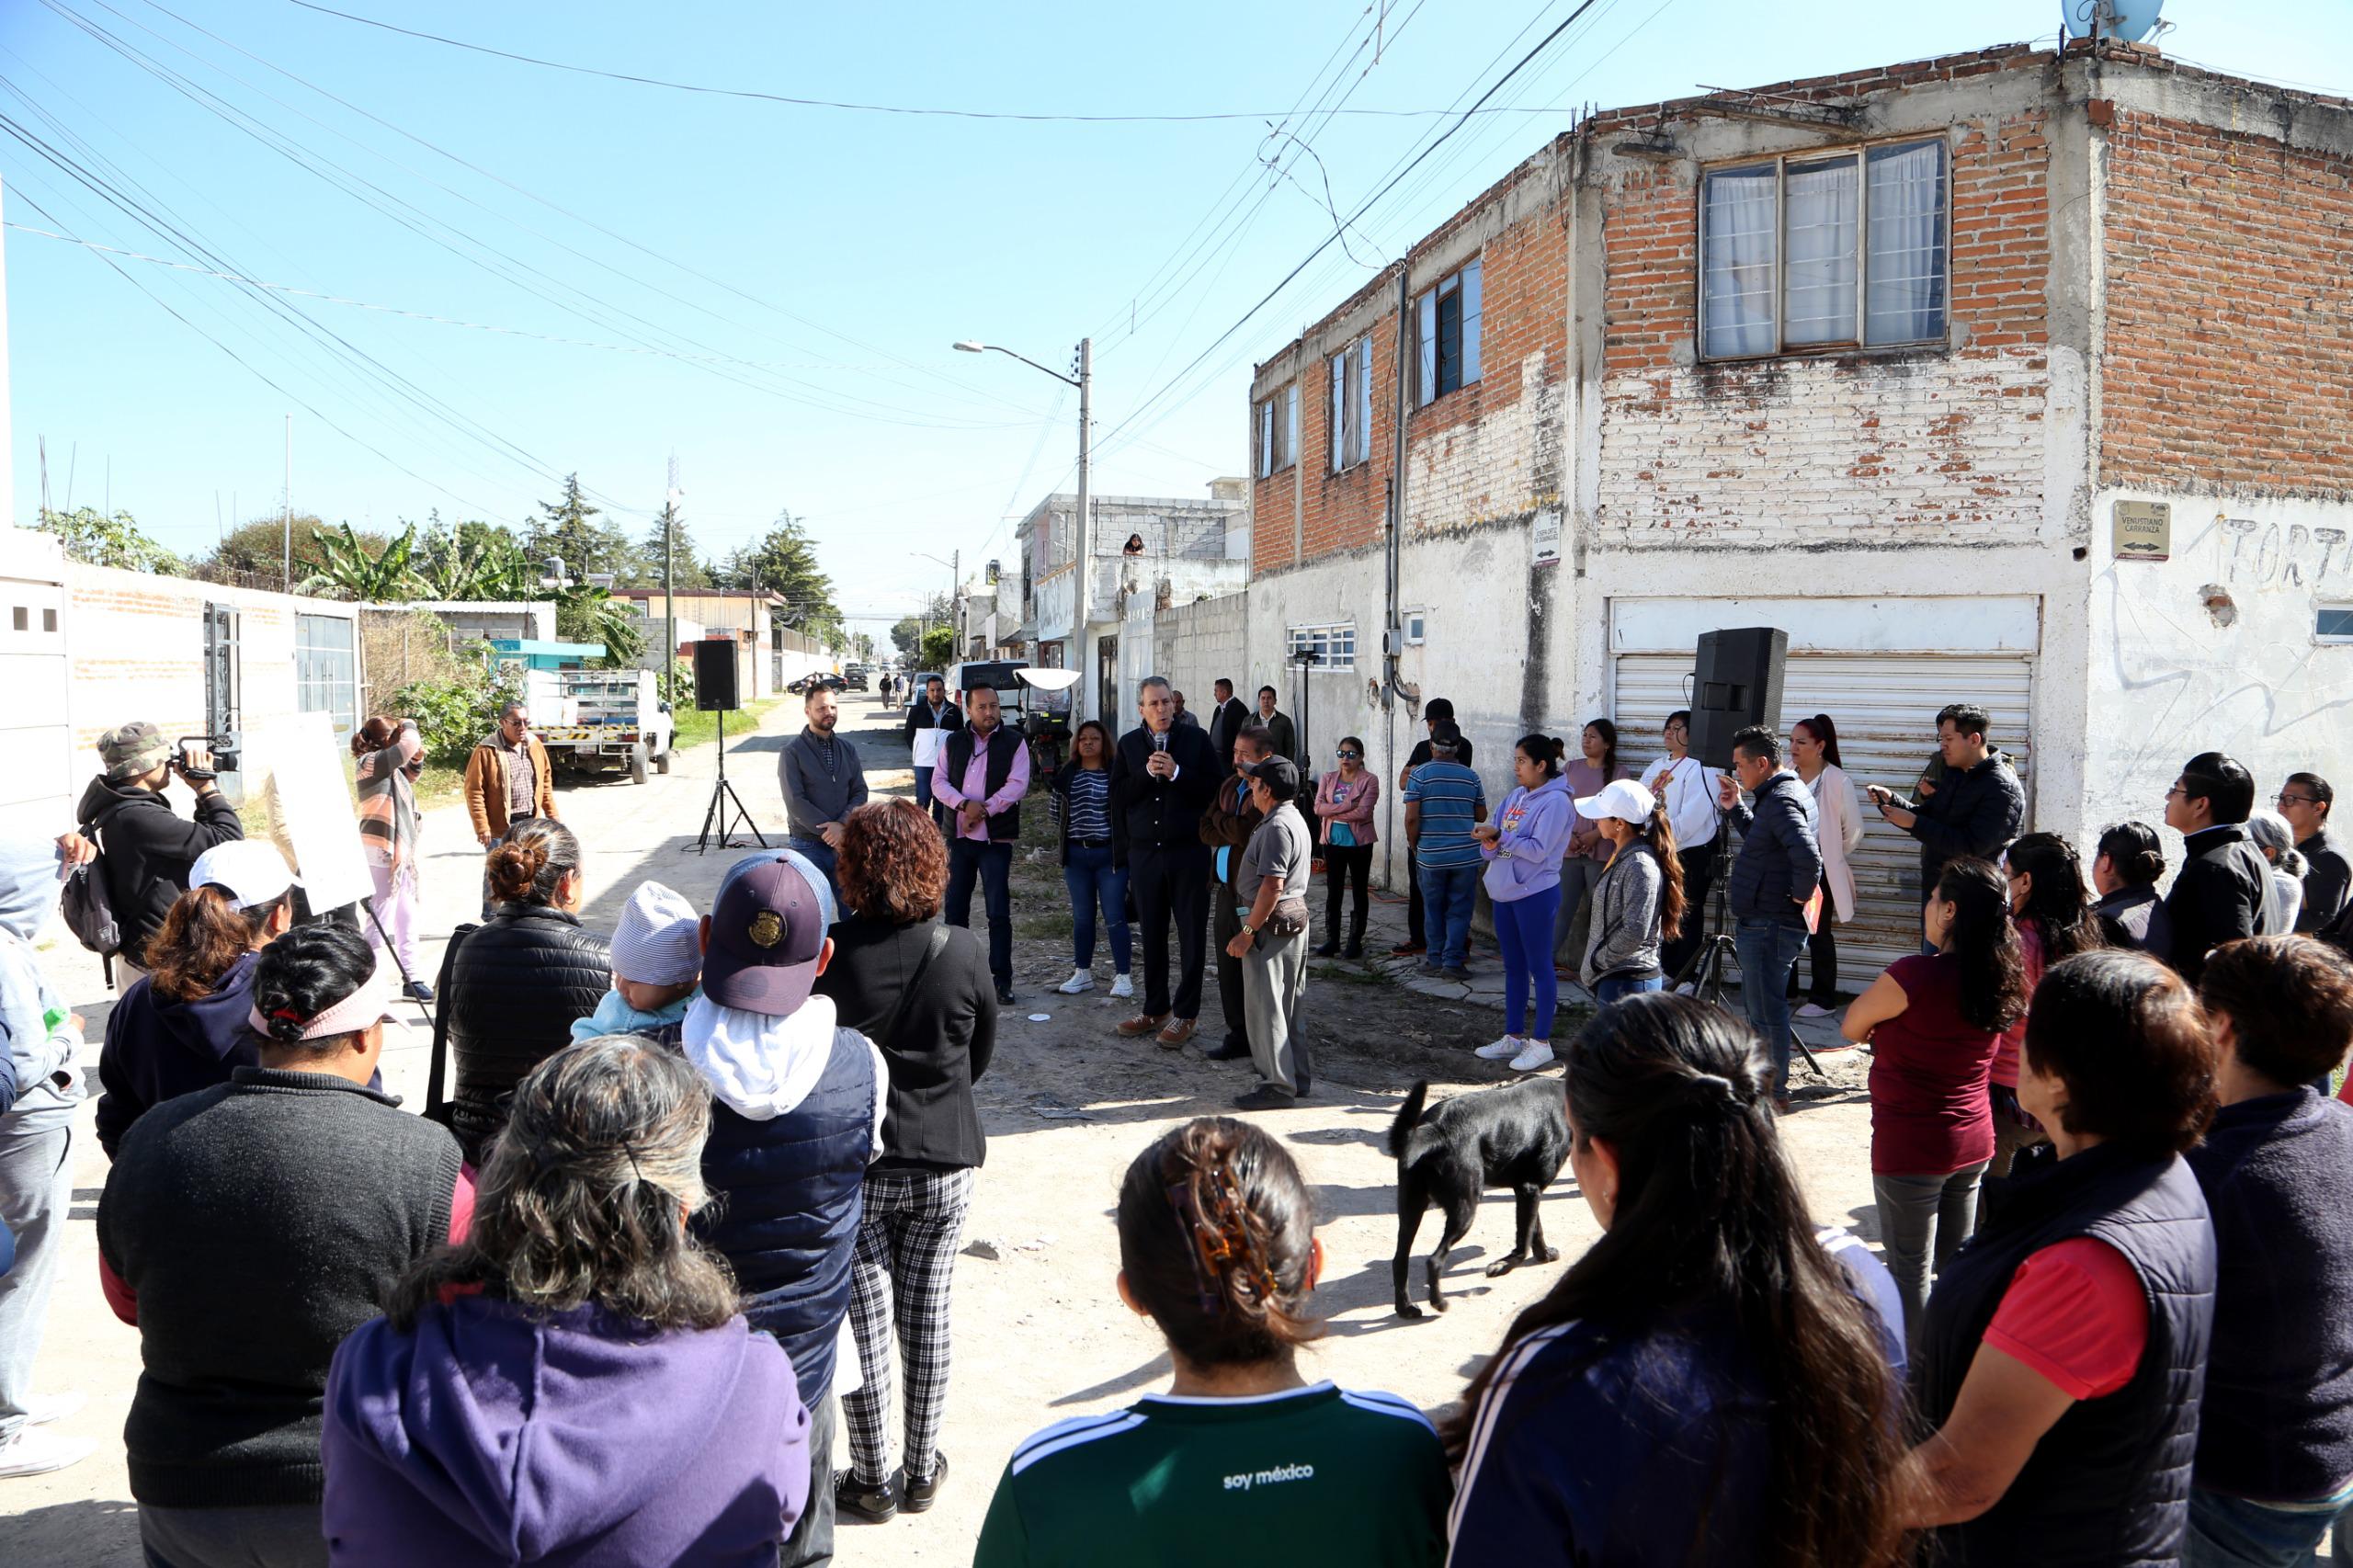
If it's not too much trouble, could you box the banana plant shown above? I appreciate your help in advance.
[298,520,422,601]
[555,584,645,670]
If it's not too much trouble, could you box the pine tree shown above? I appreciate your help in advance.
[528,473,641,584]
[633,505,712,590]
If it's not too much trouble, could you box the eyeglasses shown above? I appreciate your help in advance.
[1336,750,1361,760]
[2279,791,2317,807]
[2164,785,2188,800]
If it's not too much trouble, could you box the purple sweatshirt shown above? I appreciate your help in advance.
[322,1296,809,1568]
[1482,775,1577,903]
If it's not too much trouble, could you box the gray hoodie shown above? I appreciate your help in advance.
[1581,842,1667,990]
[0,836,85,1125]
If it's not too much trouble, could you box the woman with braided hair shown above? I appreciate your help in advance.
[974,1117,1450,1566]
[1449,994,1913,1567]
[95,925,466,1568]
[324,1034,813,1566]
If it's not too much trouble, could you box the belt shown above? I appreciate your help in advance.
[1072,836,1113,848]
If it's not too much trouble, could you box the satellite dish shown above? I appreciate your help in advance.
[2060,0,2165,42]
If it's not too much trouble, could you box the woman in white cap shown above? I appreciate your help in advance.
[95,840,298,1160]
[1574,778,1688,1012]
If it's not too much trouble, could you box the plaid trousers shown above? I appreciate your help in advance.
[842,1165,976,1487]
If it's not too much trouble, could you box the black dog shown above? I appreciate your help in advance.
[1386,1077,1571,1318]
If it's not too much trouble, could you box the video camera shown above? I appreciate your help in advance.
[175,734,241,781]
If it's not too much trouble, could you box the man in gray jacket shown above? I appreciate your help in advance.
[778,686,868,906]
[1714,725,1822,1109]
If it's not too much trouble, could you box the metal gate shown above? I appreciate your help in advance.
[1096,634,1120,726]
[1612,651,2035,982]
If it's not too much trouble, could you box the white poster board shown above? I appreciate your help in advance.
[251,712,374,915]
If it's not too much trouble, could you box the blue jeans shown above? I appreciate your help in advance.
[2186,1486,2349,1568]
[946,837,1014,989]
[1063,845,1131,973]
[787,836,842,915]
[913,765,935,810]
[1494,886,1561,1039]
[1733,915,1809,1096]
[1597,974,1664,1006]
[1418,860,1480,971]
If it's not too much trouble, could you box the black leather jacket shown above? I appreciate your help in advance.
[442,904,610,1164]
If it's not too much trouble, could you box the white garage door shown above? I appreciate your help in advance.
[1614,652,2035,984]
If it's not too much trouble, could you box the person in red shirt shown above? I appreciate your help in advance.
[1842,858,2028,1340]
[1988,834,2109,1178]
[1904,950,2219,1566]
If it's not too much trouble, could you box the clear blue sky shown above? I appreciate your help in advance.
[6,0,2347,630]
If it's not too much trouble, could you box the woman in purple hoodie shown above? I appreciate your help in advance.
[1473,735,1577,1073]
[323,1036,812,1568]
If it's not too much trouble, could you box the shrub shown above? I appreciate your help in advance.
[392,659,523,767]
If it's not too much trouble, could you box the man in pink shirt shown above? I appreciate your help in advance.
[935,685,1031,1005]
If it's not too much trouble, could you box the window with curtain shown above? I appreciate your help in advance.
[1329,336,1373,469]
[1699,139,1948,358]
[1256,384,1299,477]
[1415,258,1483,405]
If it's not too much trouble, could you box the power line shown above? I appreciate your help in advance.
[1094,0,1608,458]
[281,0,1607,124]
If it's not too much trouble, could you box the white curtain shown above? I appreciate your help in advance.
[1702,167,1778,357]
[1867,142,1947,345]
[1784,158,1859,345]
[1330,353,1347,471]
[1460,260,1483,386]
[1416,287,1438,404]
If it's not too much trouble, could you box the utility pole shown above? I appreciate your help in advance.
[952,547,961,661]
[1074,336,1093,719]
[664,454,681,706]
[282,413,292,591]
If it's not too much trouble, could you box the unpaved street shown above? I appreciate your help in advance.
[3,692,1884,1565]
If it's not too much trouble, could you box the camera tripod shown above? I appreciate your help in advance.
[694,709,767,855]
[360,892,435,1028]
[1669,819,1823,1082]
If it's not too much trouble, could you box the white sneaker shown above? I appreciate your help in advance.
[1674,982,1698,997]
[0,1426,97,1479]
[1795,1002,1834,1019]
[1474,1035,1524,1060]
[21,1392,84,1426]
[1056,969,1095,994]
[1509,1041,1558,1073]
[1110,973,1134,999]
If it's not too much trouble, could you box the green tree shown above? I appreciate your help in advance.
[38,506,180,573]
[299,520,422,601]
[731,513,843,647]
[630,505,711,590]
[415,515,537,600]
[918,625,956,671]
[207,513,365,583]
[528,473,639,585]
[889,589,955,658]
[555,584,645,669]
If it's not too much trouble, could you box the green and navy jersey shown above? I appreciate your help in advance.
[973,1381,1450,1568]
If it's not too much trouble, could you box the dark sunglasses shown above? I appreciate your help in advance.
[1336,749,1361,760]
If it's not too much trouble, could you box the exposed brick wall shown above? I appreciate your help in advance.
[2100,108,2353,496]
[1597,111,2055,545]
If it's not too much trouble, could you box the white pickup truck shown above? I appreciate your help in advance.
[528,669,676,786]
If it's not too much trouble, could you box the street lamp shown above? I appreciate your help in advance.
[954,335,1092,716]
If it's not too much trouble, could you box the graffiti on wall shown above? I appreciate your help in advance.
[2219,515,2352,590]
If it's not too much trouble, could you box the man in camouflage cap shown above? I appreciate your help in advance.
[74,722,242,974]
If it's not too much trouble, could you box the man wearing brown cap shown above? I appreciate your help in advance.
[679,848,886,1566]
[73,722,242,976]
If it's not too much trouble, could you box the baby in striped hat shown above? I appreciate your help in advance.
[571,881,703,1048]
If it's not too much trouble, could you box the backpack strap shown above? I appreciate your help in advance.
[424,923,478,1124]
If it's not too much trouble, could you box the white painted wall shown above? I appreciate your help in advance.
[2085,487,2353,865]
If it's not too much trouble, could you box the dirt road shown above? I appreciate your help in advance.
[3,692,1885,1565]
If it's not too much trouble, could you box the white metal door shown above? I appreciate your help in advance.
[0,575,70,839]
[1613,652,2034,983]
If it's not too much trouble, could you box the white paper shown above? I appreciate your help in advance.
[253,712,375,914]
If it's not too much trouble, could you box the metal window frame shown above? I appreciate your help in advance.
[1696,136,1949,363]
[1328,335,1376,471]
[1285,619,1358,672]
[2315,605,2353,644]
[1414,256,1484,406]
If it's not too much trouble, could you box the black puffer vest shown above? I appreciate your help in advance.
[941,725,1025,841]
[441,905,611,1164]
[1915,1141,2216,1568]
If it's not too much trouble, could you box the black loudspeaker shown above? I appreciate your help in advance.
[693,640,741,712]
[1687,627,1788,769]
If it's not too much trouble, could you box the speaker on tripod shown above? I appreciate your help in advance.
[691,638,764,854]
[1687,627,1787,769]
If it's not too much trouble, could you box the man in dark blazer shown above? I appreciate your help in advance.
[1206,678,1250,774]
[1108,676,1219,1048]
[902,675,964,826]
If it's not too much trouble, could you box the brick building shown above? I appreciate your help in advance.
[1245,39,2353,974]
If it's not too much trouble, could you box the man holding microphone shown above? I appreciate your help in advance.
[1111,676,1218,1047]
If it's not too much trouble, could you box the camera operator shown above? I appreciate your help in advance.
[74,721,243,980]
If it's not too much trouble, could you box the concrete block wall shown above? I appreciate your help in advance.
[1152,590,1250,712]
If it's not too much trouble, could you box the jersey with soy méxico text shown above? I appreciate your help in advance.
[974,1381,1449,1568]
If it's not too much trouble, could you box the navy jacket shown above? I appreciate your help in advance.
[1723,770,1822,925]
[1108,723,1220,850]
[1915,1142,2216,1567]
[695,1028,876,1403]
[1888,749,2025,894]
[96,953,263,1159]
[2164,823,2269,986]
[2186,1088,2353,1503]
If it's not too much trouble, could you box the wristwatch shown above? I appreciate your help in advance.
[1241,921,1258,938]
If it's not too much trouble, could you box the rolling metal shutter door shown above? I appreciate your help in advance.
[1613,653,2033,983]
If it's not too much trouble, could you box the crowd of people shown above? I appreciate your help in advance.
[3,680,2352,1568]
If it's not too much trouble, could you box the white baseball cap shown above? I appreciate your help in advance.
[1574,778,1658,825]
[189,841,299,912]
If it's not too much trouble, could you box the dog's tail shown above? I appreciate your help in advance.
[1386,1081,1430,1160]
